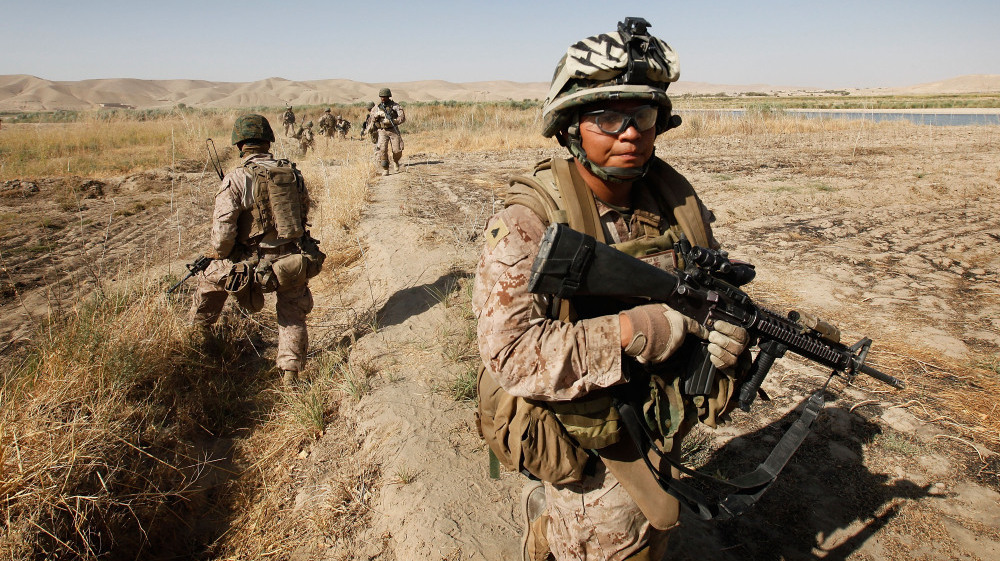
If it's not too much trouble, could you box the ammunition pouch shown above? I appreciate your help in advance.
[299,234,326,278]
[224,262,254,295]
[255,258,279,293]
[476,365,593,485]
[224,261,264,313]
[270,253,310,292]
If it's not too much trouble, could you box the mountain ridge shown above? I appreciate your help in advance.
[1,74,998,111]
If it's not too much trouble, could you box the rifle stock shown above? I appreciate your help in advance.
[528,224,905,406]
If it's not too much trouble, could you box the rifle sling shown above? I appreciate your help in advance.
[612,390,825,521]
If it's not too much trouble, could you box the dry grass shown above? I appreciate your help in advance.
[0,111,240,180]
[0,276,277,559]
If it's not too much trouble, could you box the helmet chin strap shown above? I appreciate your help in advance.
[563,126,654,182]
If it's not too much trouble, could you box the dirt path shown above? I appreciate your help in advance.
[302,128,1000,560]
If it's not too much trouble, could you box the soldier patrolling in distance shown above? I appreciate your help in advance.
[282,105,296,136]
[363,88,406,175]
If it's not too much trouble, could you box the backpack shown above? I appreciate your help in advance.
[243,159,306,242]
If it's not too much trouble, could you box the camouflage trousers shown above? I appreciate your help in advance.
[374,129,404,167]
[284,122,295,136]
[541,462,673,561]
[189,257,314,372]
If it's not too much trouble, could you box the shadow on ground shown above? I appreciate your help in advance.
[376,269,473,329]
[667,402,934,560]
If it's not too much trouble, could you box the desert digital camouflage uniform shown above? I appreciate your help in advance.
[334,116,351,138]
[298,121,315,155]
[474,18,748,561]
[282,107,296,136]
[190,151,314,374]
[318,110,336,138]
[365,89,406,173]
[474,185,720,561]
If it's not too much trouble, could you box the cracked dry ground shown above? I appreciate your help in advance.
[3,124,999,560]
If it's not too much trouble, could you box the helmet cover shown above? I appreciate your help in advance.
[232,114,276,145]
[541,17,679,138]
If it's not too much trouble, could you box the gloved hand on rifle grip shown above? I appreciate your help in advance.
[620,304,709,364]
[706,320,749,370]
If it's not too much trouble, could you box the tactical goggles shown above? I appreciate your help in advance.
[580,105,658,135]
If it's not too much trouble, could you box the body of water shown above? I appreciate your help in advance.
[678,109,1000,126]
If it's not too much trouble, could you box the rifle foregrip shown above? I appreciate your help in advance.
[738,350,776,411]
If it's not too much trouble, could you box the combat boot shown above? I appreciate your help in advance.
[392,161,401,173]
[521,480,551,561]
[282,370,301,388]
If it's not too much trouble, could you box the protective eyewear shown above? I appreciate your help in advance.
[580,106,659,135]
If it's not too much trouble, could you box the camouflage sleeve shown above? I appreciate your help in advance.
[393,103,406,125]
[209,170,245,259]
[472,204,624,401]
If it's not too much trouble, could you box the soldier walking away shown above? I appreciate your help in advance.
[318,108,336,139]
[363,88,406,175]
[282,105,296,136]
[189,114,326,388]
[473,18,750,561]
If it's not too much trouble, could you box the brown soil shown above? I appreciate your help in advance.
[2,124,999,560]
[0,160,215,348]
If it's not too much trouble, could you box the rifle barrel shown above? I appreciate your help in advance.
[859,363,906,389]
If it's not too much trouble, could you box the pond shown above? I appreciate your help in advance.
[677,109,1000,126]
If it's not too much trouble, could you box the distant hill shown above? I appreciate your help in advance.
[1,74,998,112]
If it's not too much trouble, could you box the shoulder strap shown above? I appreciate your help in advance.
[550,157,605,244]
[645,158,710,248]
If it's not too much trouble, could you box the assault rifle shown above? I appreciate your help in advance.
[166,255,213,294]
[529,223,904,401]
[528,223,905,519]
[377,102,402,136]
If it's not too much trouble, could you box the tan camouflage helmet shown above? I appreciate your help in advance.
[378,87,392,98]
[541,17,680,138]
[231,113,275,145]
[366,101,375,109]
[324,108,331,113]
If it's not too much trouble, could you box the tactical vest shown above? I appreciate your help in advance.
[477,156,724,487]
[241,159,307,244]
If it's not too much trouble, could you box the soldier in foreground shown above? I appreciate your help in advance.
[282,105,296,136]
[190,114,324,387]
[474,18,749,560]
[363,88,406,175]
[318,108,336,138]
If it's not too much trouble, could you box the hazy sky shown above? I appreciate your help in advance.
[2,0,997,88]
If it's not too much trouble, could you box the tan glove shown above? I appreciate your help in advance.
[620,304,708,364]
[706,320,749,370]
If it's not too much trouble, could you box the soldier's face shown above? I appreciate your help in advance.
[578,100,656,171]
